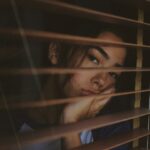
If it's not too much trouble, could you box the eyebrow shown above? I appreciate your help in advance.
[88,45,109,59]
[88,45,123,67]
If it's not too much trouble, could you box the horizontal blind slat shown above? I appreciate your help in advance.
[72,128,150,150]
[26,0,150,28]
[1,29,150,49]
[1,89,150,109]
[0,68,150,76]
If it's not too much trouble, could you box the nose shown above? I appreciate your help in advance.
[91,73,108,91]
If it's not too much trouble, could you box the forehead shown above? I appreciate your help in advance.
[68,31,127,67]
[97,31,123,42]
[97,31,127,65]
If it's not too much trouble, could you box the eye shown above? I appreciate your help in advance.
[109,72,119,80]
[88,54,99,65]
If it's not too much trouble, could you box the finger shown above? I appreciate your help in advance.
[101,84,116,94]
[88,87,115,117]
[87,98,110,117]
[94,86,115,103]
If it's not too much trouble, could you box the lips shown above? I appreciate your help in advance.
[81,89,99,96]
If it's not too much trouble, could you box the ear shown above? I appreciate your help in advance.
[48,42,60,65]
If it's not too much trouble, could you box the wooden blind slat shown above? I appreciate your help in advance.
[0,68,150,77]
[72,129,150,150]
[25,0,150,28]
[0,89,150,109]
[133,147,149,150]
[0,108,150,149]
[1,29,150,49]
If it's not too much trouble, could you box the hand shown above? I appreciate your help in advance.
[61,86,115,149]
[61,86,115,123]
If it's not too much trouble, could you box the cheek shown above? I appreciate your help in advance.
[70,73,87,88]
[64,72,90,93]
[107,78,116,87]
[62,74,81,97]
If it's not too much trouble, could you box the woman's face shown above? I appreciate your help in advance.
[62,32,126,97]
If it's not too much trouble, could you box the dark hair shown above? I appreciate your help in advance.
[51,25,133,66]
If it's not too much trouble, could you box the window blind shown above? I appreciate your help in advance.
[0,0,149,149]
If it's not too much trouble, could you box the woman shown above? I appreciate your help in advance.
[41,30,127,149]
